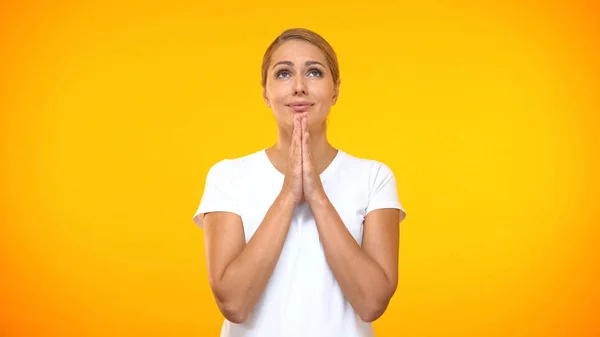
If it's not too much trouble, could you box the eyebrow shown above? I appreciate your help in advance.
[272,60,325,69]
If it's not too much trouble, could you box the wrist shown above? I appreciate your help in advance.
[278,190,299,207]
[306,189,328,207]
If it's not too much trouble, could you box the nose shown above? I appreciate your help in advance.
[293,77,307,96]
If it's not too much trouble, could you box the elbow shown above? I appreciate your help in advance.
[357,288,396,323]
[219,301,250,324]
[211,283,250,324]
[357,301,388,323]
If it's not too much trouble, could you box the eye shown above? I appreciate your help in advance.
[307,68,323,77]
[276,69,291,79]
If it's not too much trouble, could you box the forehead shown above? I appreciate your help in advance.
[270,40,328,66]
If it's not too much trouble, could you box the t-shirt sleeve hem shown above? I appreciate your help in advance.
[193,207,241,229]
[365,202,406,218]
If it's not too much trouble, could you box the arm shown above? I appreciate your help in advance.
[203,193,296,324]
[297,114,405,321]
[309,195,406,322]
[202,115,304,324]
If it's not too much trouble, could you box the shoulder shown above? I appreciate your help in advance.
[338,149,395,177]
[206,149,266,180]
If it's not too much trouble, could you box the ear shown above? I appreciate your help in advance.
[331,78,341,105]
[262,87,271,107]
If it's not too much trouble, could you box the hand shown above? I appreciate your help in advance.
[301,114,325,204]
[281,114,304,204]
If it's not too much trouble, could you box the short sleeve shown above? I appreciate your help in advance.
[192,160,240,228]
[365,161,406,218]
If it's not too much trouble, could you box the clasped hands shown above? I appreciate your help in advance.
[282,113,326,205]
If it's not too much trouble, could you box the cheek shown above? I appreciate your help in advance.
[311,82,334,102]
[267,87,288,106]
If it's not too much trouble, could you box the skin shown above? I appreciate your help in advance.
[203,39,406,324]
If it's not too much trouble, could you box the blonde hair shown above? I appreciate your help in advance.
[261,28,340,87]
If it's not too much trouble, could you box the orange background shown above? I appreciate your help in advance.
[1,1,599,336]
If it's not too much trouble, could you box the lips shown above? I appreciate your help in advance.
[287,102,314,113]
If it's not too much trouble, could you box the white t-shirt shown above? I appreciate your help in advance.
[192,148,405,337]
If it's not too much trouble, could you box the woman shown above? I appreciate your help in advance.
[193,28,407,337]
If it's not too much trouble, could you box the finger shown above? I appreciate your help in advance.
[294,115,299,134]
[301,116,308,152]
[290,117,299,162]
[297,116,303,148]
[303,115,309,146]
[290,117,295,149]
[303,133,310,163]
[293,116,300,145]
[294,117,302,162]
[302,114,308,134]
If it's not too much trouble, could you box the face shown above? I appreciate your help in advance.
[263,40,339,130]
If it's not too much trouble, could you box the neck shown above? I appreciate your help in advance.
[270,121,337,174]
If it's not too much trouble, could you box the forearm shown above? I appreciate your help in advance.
[309,194,396,322]
[215,193,296,322]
